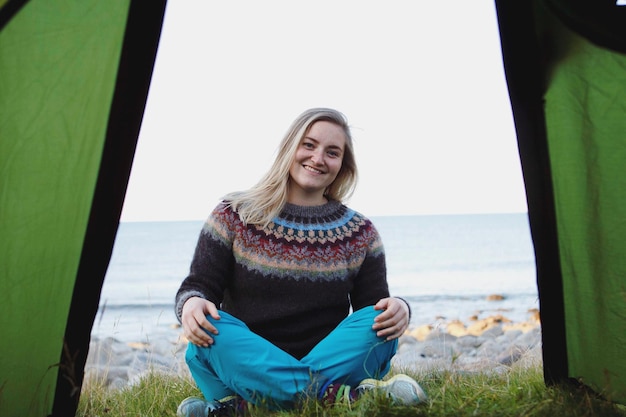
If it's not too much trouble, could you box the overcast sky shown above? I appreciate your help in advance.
[121,1,527,222]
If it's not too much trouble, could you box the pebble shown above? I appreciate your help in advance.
[85,332,191,389]
[85,313,542,389]
[393,314,542,374]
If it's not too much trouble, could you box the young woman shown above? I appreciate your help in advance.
[175,108,427,416]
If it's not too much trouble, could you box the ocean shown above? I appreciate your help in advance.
[93,213,539,343]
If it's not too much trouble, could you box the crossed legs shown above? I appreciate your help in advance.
[184,306,397,409]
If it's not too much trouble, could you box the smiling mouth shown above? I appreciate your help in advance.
[304,165,324,174]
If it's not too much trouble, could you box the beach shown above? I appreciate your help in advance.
[85,308,542,389]
[87,214,541,388]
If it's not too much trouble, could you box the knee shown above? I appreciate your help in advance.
[184,341,203,366]
[351,305,381,323]
[206,311,252,339]
[210,310,246,327]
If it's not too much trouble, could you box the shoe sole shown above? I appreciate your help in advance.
[358,374,428,405]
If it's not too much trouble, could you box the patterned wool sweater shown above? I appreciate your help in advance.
[175,199,390,359]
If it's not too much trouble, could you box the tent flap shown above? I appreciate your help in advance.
[0,1,166,416]
[541,4,626,403]
[497,0,626,404]
[52,0,166,415]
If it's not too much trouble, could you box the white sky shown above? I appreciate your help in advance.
[121,1,527,222]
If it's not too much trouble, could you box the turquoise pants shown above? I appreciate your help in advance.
[185,305,397,408]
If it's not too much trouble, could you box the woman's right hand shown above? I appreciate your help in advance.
[181,296,220,347]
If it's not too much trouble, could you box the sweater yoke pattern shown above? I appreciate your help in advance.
[203,201,384,282]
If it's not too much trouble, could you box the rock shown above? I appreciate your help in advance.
[127,341,150,350]
[399,334,419,346]
[446,320,467,337]
[84,364,130,388]
[514,345,543,369]
[456,335,484,350]
[503,322,537,333]
[497,346,524,366]
[409,324,433,341]
[475,338,507,361]
[486,294,505,301]
[84,333,190,389]
[466,314,512,336]
[467,320,495,336]
[515,326,541,349]
[424,330,458,344]
[87,337,134,368]
[481,325,505,339]
[500,329,523,342]
[391,348,444,373]
[86,314,544,391]
[528,308,541,323]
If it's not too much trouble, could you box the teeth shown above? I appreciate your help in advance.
[304,165,323,174]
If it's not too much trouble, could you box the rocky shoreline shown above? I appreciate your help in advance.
[393,311,542,375]
[85,309,542,389]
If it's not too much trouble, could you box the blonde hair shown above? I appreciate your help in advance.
[224,108,358,226]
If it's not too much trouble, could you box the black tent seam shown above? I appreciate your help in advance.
[50,1,167,416]
[0,0,29,31]
[494,0,569,385]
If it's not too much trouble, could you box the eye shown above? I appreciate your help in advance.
[302,141,315,149]
[327,150,341,158]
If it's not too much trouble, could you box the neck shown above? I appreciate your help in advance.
[287,197,328,206]
[287,193,328,207]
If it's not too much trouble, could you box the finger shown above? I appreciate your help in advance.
[379,323,406,340]
[188,331,212,347]
[374,297,390,311]
[373,314,394,329]
[194,311,218,335]
[386,299,402,315]
[206,302,221,320]
[374,319,398,336]
[373,305,401,327]
[374,309,390,323]
[375,316,402,333]
[183,319,209,346]
[182,315,215,346]
[191,323,215,346]
[374,314,409,339]
[183,325,208,346]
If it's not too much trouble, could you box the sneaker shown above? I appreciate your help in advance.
[319,383,356,406]
[356,374,428,405]
[176,396,244,417]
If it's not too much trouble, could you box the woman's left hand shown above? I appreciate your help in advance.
[372,297,410,340]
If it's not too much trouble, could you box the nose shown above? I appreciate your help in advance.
[310,149,324,165]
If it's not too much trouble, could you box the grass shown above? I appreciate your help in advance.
[77,364,626,417]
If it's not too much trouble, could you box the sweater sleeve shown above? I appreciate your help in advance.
[174,203,236,322]
[349,220,390,311]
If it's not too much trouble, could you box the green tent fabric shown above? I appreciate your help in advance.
[496,0,626,404]
[0,1,166,416]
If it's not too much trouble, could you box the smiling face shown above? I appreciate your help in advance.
[288,120,346,206]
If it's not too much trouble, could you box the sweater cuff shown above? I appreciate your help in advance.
[395,296,412,321]
[175,290,207,322]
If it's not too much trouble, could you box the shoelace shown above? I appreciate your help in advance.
[210,397,245,417]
